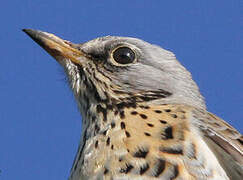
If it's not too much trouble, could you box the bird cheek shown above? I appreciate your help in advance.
[76,56,90,65]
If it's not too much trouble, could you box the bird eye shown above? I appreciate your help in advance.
[111,46,136,65]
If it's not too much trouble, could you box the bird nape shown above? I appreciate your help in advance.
[23,29,243,180]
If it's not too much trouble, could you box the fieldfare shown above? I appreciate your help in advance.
[23,29,242,180]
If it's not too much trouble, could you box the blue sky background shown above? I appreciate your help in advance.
[0,1,242,180]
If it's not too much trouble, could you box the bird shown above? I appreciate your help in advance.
[23,29,242,180]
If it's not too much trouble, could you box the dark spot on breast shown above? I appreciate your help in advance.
[120,163,134,174]
[95,140,99,148]
[154,159,165,177]
[106,137,110,146]
[171,114,177,118]
[144,132,151,136]
[140,163,149,175]
[96,104,104,113]
[140,114,148,119]
[117,101,136,109]
[131,111,138,115]
[139,105,150,109]
[121,122,126,129]
[133,148,148,158]
[159,120,167,124]
[114,110,119,115]
[91,116,96,123]
[117,102,126,109]
[119,157,123,162]
[159,146,183,155]
[125,131,131,137]
[147,123,154,127]
[111,122,116,128]
[120,111,125,119]
[96,104,107,122]
[162,126,173,139]
[111,145,114,149]
[104,168,109,174]
[164,109,171,112]
[154,110,162,113]
[102,130,107,136]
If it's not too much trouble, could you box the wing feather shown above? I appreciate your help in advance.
[194,110,243,179]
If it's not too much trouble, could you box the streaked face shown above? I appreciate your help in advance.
[23,29,205,111]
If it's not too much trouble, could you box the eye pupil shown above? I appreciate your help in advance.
[112,47,135,64]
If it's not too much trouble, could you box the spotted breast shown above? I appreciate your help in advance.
[23,29,243,180]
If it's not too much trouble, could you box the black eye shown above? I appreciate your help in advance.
[112,47,136,65]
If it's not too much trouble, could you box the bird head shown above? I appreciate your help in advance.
[23,29,205,114]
